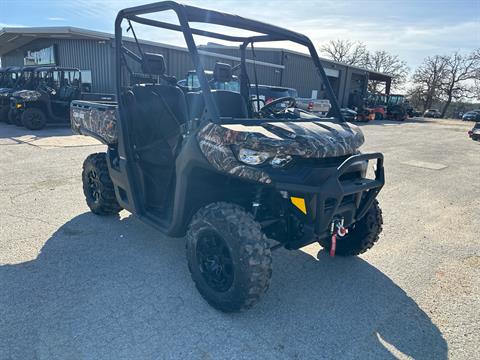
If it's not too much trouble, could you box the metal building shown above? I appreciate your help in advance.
[0,27,392,107]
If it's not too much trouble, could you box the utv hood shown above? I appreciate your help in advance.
[197,121,365,183]
[12,90,42,101]
[0,87,13,95]
[199,121,364,158]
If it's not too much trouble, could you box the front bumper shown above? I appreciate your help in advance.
[9,99,25,118]
[275,153,384,248]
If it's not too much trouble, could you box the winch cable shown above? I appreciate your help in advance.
[330,221,348,257]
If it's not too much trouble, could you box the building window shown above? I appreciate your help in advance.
[80,70,92,92]
[24,45,57,66]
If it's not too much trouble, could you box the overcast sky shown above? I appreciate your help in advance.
[1,0,479,70]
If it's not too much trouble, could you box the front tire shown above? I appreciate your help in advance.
[319,200,383,256]
[186,202,272,312]
[82,153,122,215]
[22,108,47,130]
[9,109,22,126]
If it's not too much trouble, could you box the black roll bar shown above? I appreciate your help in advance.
[114,1,344,121]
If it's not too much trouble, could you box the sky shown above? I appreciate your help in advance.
[0,0,479,70]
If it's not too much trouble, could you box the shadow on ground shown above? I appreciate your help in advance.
[0,213,447,359]
[0,122,71,142]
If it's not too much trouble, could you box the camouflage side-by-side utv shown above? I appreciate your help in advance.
[71,1,385,312]
[0,67,23,123]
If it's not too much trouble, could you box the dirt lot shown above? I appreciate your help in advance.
[0,118,479,359]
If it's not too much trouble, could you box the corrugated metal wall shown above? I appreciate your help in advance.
[1,38,114,93]
[1,37,371,106]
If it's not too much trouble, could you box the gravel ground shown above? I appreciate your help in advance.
[0,118,478,359]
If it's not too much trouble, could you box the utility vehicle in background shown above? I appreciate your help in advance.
[71,1,385,312]
[0,67,26,123]
[10,67,115,130]
[358,93,409,121]
[8,67,41,125]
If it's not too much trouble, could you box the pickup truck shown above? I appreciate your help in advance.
[296,98,331,116]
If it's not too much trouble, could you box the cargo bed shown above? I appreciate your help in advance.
[71,100,119,145]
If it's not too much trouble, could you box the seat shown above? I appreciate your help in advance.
[127,53,188,209]
[185,63,248,120]
[186,90,248,120]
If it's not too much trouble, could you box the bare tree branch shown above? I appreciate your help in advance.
[411,55,448,111]
[366,51,409,93]
[439,49,480,116]
[320,40,409,93]
[320,39,369,67]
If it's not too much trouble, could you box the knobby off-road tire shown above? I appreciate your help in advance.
[186,202,272,312]
[82,153,122,215]
[9,109,22,126]
[22,108,47,130]
[319,200,383,256]
[1,108,11,123]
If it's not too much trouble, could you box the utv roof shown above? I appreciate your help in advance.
[35,66,80,72]
[116,1,343,121]
[21,66,38,72]
[5,66,22,72]
[118,1,311,45]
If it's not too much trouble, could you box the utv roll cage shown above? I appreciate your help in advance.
[115,1,344,124]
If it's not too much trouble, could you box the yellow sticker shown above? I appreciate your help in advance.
[290,197,307,214]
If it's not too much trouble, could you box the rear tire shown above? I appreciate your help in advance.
[82,153,122,215]
[319,200,383,256]
[186,202,272,312]
[22,108,47,130]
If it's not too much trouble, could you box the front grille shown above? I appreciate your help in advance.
[294,155,350,167]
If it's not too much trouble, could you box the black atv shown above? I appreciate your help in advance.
[71,1,385,312]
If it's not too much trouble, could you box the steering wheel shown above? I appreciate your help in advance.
[259,96,296,116]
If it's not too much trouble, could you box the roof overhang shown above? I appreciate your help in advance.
[0,27,112,56]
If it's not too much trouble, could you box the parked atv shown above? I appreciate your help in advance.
[72,1,385,312]
[8,67,41,126]
[0,66,23,123]
[10,67,115,130]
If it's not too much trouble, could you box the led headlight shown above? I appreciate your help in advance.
[270,155,292,168]
[237,148,293,168]
[238,148,271,165]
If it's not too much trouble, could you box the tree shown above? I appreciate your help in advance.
[366,51,410,93]
[320,40,409,93]
[320,39,369,68]
[440,49,480,117]
[411,55,448,111]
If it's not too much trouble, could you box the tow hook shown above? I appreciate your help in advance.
[329,218,348,257]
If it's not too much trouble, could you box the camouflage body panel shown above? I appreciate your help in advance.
[70,101,118,145]
[197,121,364,183]
[12,90,42,102]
